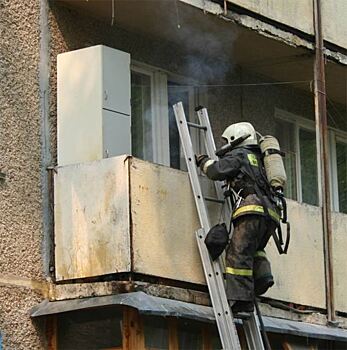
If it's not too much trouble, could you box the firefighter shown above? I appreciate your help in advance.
[196,122,280,314]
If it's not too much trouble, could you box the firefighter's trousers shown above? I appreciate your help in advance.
[225,214,276,302]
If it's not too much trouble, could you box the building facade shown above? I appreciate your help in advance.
[1,0,347,349]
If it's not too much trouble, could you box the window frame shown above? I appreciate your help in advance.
[275,108,317,205]
[130,65,156,162]
[275,107,347,212]
[131,63,172,166]
[330,131,347,213]
[131,60,206,168]
[167,73,201,170]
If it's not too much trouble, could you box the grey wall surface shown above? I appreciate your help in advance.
[0,1,47,349]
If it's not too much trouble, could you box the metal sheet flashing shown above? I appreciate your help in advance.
[30,291,347,342]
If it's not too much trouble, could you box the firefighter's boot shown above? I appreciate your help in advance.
[254,250,274,296]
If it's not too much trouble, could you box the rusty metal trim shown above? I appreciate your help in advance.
[313,0,336,325]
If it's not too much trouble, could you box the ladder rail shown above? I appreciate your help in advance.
[196,108,232,223]
[243,313,266,349]
[197,107,266,350]
[173,103,241,350]
[196,229,242,349]
[174,102,266,350]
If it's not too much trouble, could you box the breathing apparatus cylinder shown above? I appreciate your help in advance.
[259,135,287,191]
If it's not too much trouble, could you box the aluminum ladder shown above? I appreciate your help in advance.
[173,102,266,350]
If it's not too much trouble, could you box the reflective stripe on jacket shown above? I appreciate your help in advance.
[232,204,280,223]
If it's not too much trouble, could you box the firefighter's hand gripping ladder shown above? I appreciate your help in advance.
[173,102,266,350]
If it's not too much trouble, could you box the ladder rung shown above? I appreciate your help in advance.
[204,196,225,204]
[187,121,207,130]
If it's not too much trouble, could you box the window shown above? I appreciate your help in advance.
[143,316,169,349]
[275,112,319,206]
[168,81,197,170]
[142,315,222,350]
[299,128,318,206]
[275,120,297,200]
[336,141,347,213]
[131,62,204,169]
[275,108,347,212]
[331,134,347,214]
[131,70,153,161]
[131,65,170,165]
[177,320,203,349]
[57,307,122,350]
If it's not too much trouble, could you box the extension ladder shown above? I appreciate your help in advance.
[173,102,266,350]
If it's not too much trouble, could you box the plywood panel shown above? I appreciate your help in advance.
[265,200,326,308]
[54,156,131,280]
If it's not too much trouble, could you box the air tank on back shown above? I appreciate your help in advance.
[259,135,287,191]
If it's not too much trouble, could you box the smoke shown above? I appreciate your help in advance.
[183,53,231,84]
[168,2,238,84]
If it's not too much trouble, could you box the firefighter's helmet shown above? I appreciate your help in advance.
[222,122,258,146]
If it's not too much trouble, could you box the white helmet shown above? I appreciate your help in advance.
[222,122,258,146]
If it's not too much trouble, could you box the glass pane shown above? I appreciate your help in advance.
[177,319,203,350]
[210,326,223,350]
[131,72,153,161]
[336,141,347,213]
[57,307,122,350]
[143,316,169,350]
[274,120,297,200]
[299,129,318,206]
[168,82,191,170]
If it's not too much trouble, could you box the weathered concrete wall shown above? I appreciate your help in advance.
[332,212,347,313]
[0,1,46,348]
[228,0,347,49]
[54,156,131,281]
[321,0,347,49]
[265,200,325,308]
[228,0,314,35]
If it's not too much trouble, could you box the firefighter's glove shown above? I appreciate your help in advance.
[195,154,209,167]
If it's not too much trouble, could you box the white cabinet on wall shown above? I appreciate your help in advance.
[57,45,131,166]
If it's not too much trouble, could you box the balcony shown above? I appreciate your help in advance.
[54,155,347,313]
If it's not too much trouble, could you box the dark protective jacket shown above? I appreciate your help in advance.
[200,145,280,223]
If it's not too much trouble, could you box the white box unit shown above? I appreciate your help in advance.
[57,45,131,166]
